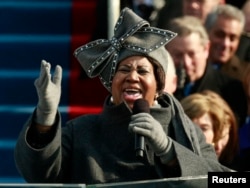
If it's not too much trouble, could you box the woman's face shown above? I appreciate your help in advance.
[193,112,230,158]
[111,56,158,109]
[192,112,214,144]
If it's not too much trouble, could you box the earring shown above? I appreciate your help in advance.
[153,100,158,106]
[110,96,114,103]
[153,94,158,106]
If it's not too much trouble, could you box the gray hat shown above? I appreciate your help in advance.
[74,7,177,92]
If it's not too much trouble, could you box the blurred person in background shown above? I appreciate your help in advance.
[92,0,167,40]
[238,65,250,171]
[242,0,250,33]
[165,15,247,126]
[236,0,250,64]
[157,0,224,29]
[205,4,247,81]
[180,90,239,170]
[163,50,177,95]
[182,0,225,24]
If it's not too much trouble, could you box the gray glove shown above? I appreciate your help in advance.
[34,60,62,126]
[129,113,174,163]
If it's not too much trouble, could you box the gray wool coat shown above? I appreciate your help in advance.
[14,93,232,185]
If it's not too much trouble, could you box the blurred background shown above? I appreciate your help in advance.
[0,0,109,183]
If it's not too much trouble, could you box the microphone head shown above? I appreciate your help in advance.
[132,99,150,114]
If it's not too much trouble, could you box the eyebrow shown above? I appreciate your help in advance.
[119,64,151,69]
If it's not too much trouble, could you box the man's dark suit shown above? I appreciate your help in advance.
[174,63,247,127]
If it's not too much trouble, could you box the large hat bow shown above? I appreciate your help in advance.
[74,7,177,91]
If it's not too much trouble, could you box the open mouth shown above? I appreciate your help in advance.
[123,88,142,100]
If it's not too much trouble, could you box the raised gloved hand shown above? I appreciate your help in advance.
[129,113,173,163]
[34,60,62,126]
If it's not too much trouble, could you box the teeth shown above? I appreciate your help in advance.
[125,89,139,92]
[124,89,141,96]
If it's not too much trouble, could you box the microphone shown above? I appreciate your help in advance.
[132,99,150,158]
